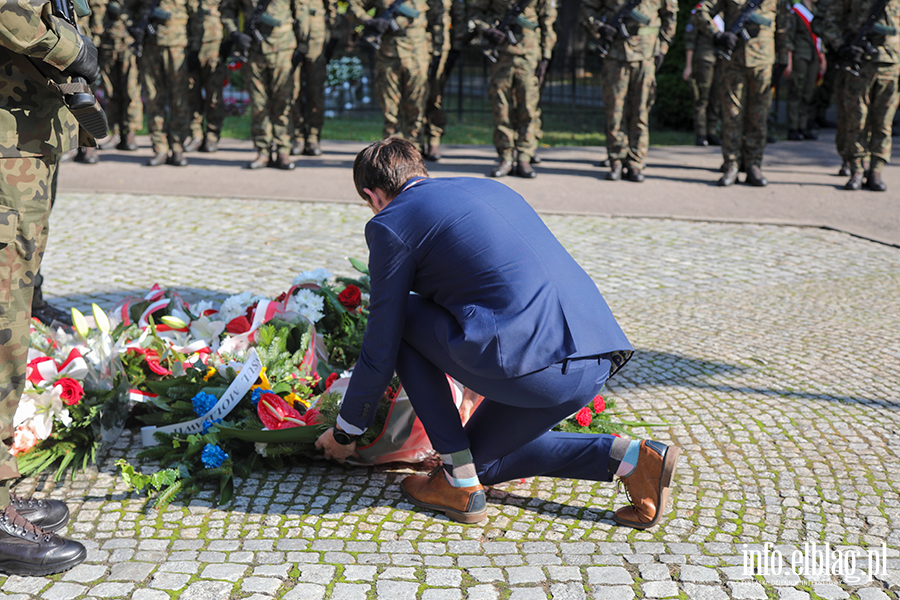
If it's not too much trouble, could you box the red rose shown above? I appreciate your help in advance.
[575,407,592,427]
[338,285,361,311]
[226,316,252,334]
[593,395,605,413]
[55,377,84,405]
[324,372,339,391]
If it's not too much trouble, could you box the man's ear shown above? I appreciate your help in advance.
[363,187,379,207]
[364,187,388,213]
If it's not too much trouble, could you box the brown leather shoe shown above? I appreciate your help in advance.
[613,440,680,529]
[401,468,487,524]
[489,159,514,178]
[272,153,296,170]
[844,172,864,191]
[117,132,138,151]
[246,151,269,170]
[146,151,168,167]
[718,164,739,187]
[606,160,623,181]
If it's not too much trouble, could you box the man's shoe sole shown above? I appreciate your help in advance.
[0,547,86,577]
[400,483,487,524]
[613,445,680,530]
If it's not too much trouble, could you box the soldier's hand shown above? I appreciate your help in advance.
[63,34,101,84]
[366,17,392,35]
[595,22,616,42]
[186,50,201,73]
[535,59,548,85]
[713,31,738,53]
[838,43,864,65]
[230,30,253,52]
[654,52,665,72]
[483,28,507,46]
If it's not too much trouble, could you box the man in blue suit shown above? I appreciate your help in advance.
[315,138,681,528]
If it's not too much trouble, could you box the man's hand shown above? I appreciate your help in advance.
[483,27,507,46]
[230,30,252,52]
[595,22,616,42]
[654,52,665,72]
[366,17,392,35]
[64,34,101,84]
[838,43,863,65]
[535,59,548,86]
[682,62,692,81]
[315,427,358,463]
[459,388,483,425]
[782,53,793,79]
[713,31,738,53]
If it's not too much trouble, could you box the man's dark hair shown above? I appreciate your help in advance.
[353,138,429,202]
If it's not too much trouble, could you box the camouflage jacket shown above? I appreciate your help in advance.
[0,0,82,157]
[696,0,790,68]
[296,0,336,50]
[101,0,135,52]
[196,0,223,45]
[221,0,301,54]
[469,0,557,61]
[126,0,202,49]
[684,6,720,63]
[784,3,819,62]
[821,0,900,64]
[348,0,444,59]
[580,0,677,62]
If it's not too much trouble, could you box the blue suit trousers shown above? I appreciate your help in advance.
[396,296,617,486]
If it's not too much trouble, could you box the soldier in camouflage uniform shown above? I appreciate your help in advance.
[684,8,723,146]
[222,0,303,169]
[129,0,203,166]
[99,0,144,152]
[421,0,465,161]
[290,0,334,157]
[349,0,444,148]
[472,0,556,178]
[1,0,96,575]
[821,0,899,191]
[186,0,226,152]
[784,0,826,141]
[696,0,790,187]
[581,0,677,182]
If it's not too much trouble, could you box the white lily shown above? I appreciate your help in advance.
[190,316,225,352]
[14,387,72,440]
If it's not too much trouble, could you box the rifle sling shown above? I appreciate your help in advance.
[855,0,891,43]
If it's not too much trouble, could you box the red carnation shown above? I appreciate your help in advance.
[324,372,339,391]
[338,285,362,311]
[226,316,252,334]
[575,407,592,427]
[55,377,84,406]
[593,395,606,413]
[257,392,306,430]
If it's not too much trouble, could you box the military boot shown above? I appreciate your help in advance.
[401,468,487,524]
[606,160,623,181]
[865,170,887,192]
[424,143,441,162]
[530,152,541,164]
[246,151,270,170]
[290,140,305,156]
[489,159,514,177]
[516,160,537,179]
[183,136,203,152]
[707,133,722,146]
[844,172,864,191]
[624,165,645,183]
[146,151,168,167]
[201,134,218,153]
[8,495,69,533]
[167,151,188,167]
[0,505,86,576]
[837,161,851,177]
[303,139,322,157]
[695,135,709,147]
[613,440,681,529]
[98,132,120,150]
[788,130,804,141]
[718,163,739,187]
[118,132,138,151]
[75,147,99,164]
[799,129,817,140]
[272,153,296,170]
[745,165,768,187]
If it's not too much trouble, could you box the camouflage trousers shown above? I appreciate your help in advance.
[840,61,900,173]
[786,55,818,131]
[189,40,227,142]
[603,56,656,168]
[142,42,192,154]
[292,35,328,144]
[690,57,721,139]
[720,61,772,169]
[489,53,541,162]
[375,51,429,146]
[813,49,839,121]
[246,49,296,155]
[0,155,56,508]
[99,45,144,137]
[424,47,451,150]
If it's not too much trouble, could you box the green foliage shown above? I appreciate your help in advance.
[650,0,697,130]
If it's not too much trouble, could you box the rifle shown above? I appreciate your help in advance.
[52,0,110,139]
[481,0,536,63]
[128,0,166,58]
[360,0,421,52]
[716,0,769,61]
[591,0,650,58]
[842,0,896,77]
[219,0,279,63]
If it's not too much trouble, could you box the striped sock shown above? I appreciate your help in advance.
[439,449,480,488]
[609,437,642,478]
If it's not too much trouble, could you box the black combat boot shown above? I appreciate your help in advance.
[719,163,739,187]
[695,135,709,146]
[272,153,296,170]
[98,132,120,150]
[606,160,623,181]
[865,169,887,192]
[0,505,86,576]
[247,151,269,170]
[303,139,322,156]
[516,160,537,179]
[8,495,69,533]
[147,151,168,167]
[118,132,138,151]
[167,151,188,167]
[489,159,514,177]
[844,172,864,191]
[625,165,645,182]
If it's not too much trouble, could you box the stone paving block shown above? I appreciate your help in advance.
[484,542,517,554]
[149,572,190,590]
[425,556,454,567]
[855,589,891,600]
[425,568,463,587]
[459,556,492,568]
[157,561,199,574]
[376,580,419,600]
[201,563,248,582]
[547,566,582,582]
[726,581,767,599]
[640,564,671,581]
[681,583,729,600]
[343,565,377,581]
[586,567,634,585]
[208,540,240,551]
[87,582,136,597]
[508,567,546,584]
[283,583,326,600]
[642,581,680,598]
[108,561,155,581]
[469,568,505,583]
[276,539,309,551]
[61,564,107,583]
[41,582,86,600]
[495,555,524,567]
[2,576,48,595]
[775,587,809,600]
[589,585,635,600]
[764,571,802,586]
[720,566,753,581]
[178,581,234,600]
[300,564,336,584]
[241,577,283,594]
[448,541,481,554]
[381,567,417,579]
[811,584,850,600]
[467,584,500,600]
[550,582,587,600]
[679,565,719,583]
[132,590,170,600]
[509,588,549,600]
[332,582,371,600]
[422,588,462,600]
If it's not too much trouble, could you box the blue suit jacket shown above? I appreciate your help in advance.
[338,177,632,432]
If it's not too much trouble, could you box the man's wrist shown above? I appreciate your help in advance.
[333,427,358,446]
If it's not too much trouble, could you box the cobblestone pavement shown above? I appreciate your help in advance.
[6,192,899,600]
